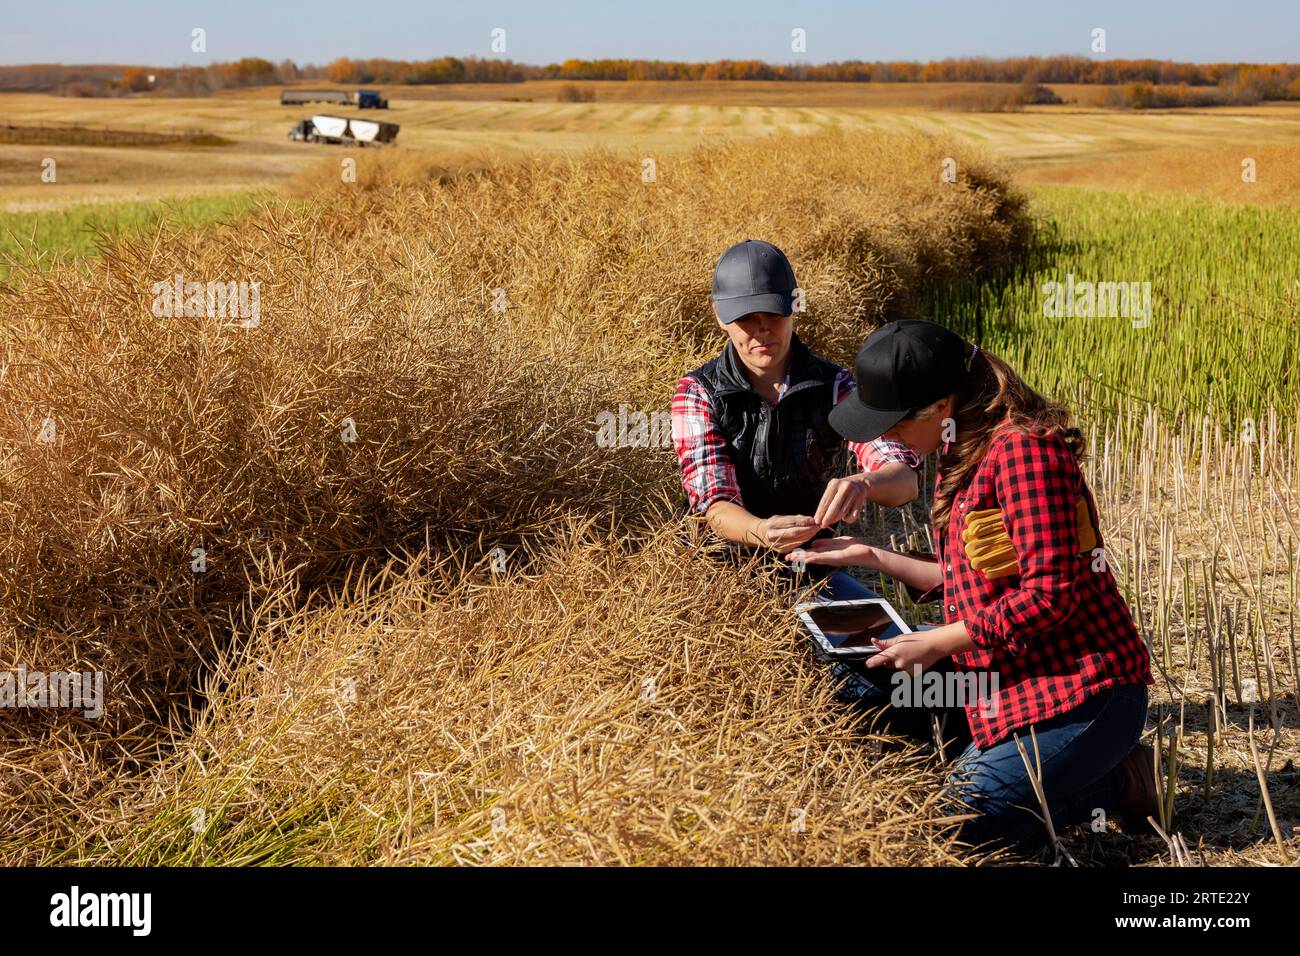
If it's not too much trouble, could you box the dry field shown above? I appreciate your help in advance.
[0,81,1297,867]
[5,84,1300,210]
[1022,141,1300,205]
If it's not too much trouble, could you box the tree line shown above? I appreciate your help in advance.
[3,56,1298,103]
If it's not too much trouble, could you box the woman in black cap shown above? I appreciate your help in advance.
[790,319,1158,854]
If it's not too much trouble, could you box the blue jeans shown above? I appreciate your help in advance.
[947,682,1149,854]
[786,563,971,751]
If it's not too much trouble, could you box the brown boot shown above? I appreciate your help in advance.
[1115,743,1159,832]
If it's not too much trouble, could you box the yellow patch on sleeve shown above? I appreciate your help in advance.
[960,497,1099,580]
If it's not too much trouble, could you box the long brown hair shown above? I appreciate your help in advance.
[929,345,1085,533]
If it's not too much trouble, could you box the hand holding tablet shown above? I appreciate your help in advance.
[794,598,912,661]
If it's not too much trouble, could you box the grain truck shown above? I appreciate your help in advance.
[280,89,388,109]
[287,115,400,146]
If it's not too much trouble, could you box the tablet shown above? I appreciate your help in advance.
[794,598,913,660]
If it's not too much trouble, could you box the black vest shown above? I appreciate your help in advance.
[686,334,846,520]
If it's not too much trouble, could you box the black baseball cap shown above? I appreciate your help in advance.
[828,320,973,442]
[711,239,797,324]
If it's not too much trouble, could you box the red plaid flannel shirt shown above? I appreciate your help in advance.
[671,368,923,514]
[925,426,1152,748]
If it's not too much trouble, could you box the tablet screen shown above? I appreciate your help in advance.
[804,601,907,650]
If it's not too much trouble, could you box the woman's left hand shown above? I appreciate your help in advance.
[864,633,948,671]
[786,536,876,568]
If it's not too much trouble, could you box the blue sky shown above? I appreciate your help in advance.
[3,0,1297,66]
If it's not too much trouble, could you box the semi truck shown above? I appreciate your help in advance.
[280,89,388,109]
[288,115,400,146]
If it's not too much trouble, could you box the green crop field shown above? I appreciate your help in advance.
[0,190,268,273]
[935,186,1300,425]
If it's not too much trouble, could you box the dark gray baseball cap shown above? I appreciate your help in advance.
[711,239,797,324]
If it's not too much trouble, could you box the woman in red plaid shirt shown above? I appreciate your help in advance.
[792,319,1158,854]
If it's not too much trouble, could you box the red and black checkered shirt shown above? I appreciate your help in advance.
[928,425,1152,748]
[672,368,922,514]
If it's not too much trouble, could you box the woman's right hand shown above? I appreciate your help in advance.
[785,536,877,568]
